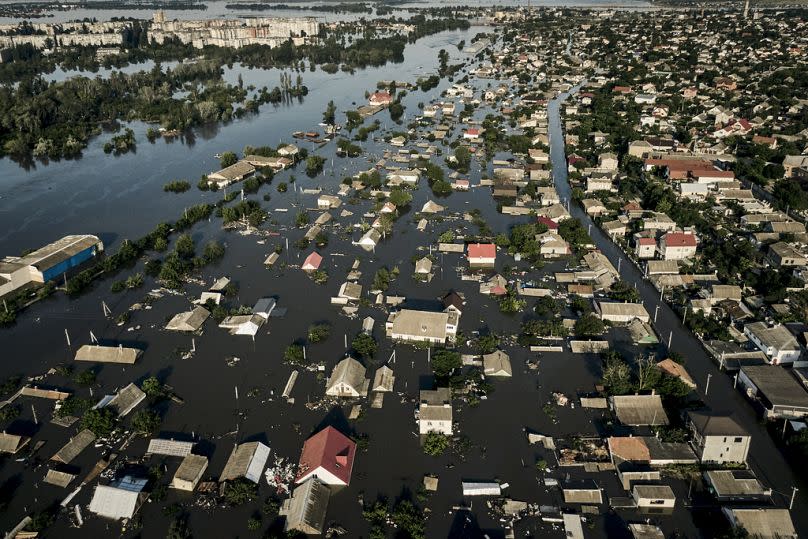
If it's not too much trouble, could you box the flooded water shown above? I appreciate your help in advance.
[0,9,802,539]
[0,0,654,24]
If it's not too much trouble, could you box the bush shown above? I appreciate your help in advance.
[223,478,258,506]
[308,323,331,343]
[284,344,307,365]
[163,180,191,193]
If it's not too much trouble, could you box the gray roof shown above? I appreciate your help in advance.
[51,429,96,463]
[106,383,146,417]
[610,395,669,426]
[740,365,808,408]
[16,235,101,271]
[372,366,395,392]
[44,469,76,488]
[74,344,141,364]
[173,454,208,487]
[724,508,796,538]
[88,484,144,520]
[0,432,29,453]
[687,411,748,437]
[165,306,210,332]
[281,477,330,535]
[147,438,195,457]
[483,350,512,376]
[633,484,675,500]
[744,322,800,351]
[220,441,269,483]
[326,357,369,396]
[387,309,449,341]
[628,523,665,539]
[705,470,770,498]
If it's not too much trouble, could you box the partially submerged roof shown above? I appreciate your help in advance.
[610,395,669,426]
[51,429,96,464]
[165,306,210,332]
[220,441,270,483]
[483,350,512,377]
[0,432,29,454]
[372,365,395,392]
[74,344,141,364]
[740,366,808,408]
[281,477,331,535]
[88,479,147,520]
[296,426,357,485]
[44,469,76,488]
[106,383,146,417]
[147,438,195,457]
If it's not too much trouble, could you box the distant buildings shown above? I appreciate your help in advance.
[150,12,319,49]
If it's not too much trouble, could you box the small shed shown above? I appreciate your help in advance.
[462,481,501,496]
[0,432,30,454]
[147,438,195,458]
[632,484,675,508]
[372,366,395,393]
[172,454,208,492]
[44,469,76,488]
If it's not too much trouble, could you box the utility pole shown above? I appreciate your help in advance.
[790,487,799,510]
[668,331,673,349]
[705,373,712,396]
[654,305,660,323]
[733,373,738,388]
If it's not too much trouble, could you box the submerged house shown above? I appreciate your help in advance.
[295,426,357,486]
[419,388,452,435]
[220,441,270,483]
[88,476,149,520]
[281,478,331,536]
[325,357,370,398]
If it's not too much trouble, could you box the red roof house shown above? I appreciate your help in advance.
[537,216,559,230]
[296,426,356,486]
[369,91,393,106]
[302,252,323,272]
[467,243,496,267]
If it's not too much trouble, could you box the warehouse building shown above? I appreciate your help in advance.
[0,235,103,297]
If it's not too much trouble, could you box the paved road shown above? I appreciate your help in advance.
[547,87,808,526]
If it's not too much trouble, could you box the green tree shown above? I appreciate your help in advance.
[432,349,461,378]
[132,409,161,435]
[224,478,258,506]
[323,100,336,125]
[220,151,238,168]
[141,376,165,399]
[352,333,377,359]
[308,323,331,343]
[81,408,116,437]
[423,432,449,456]
[574,314,605,336]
